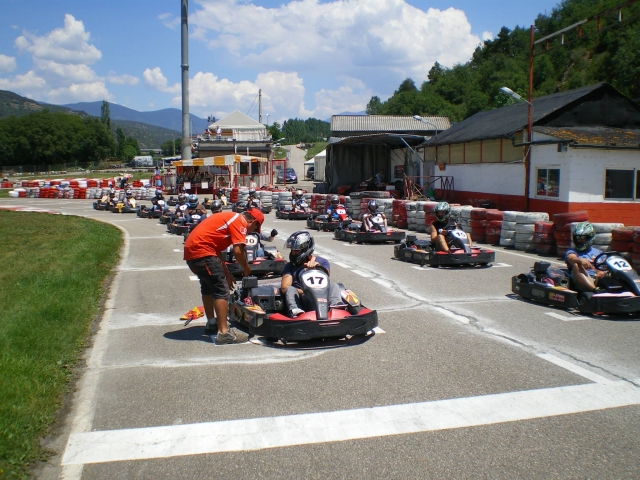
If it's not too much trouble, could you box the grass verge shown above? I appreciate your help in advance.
[0,211,122,479]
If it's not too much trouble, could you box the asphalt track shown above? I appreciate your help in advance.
[3,197,639,480]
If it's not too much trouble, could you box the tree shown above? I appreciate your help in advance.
[366,96,383,115]
[100,100,111,130]
[116,127,126,159]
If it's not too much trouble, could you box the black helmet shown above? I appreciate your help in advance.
[125,189,133,197]
[155,189,163,197]
[248,188,256,196]
[367,199,378,213]
[285,231,315,266]
[187,194,198,207]
[330,195,339,206]
[572,222,596,252]
[217,188,225,197]
[434,201,450,222]
[295,189,304,199]
[210,199,222,212]
[178,193,187,204]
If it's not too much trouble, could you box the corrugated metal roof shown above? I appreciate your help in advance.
[210,110,265,128]
[535,126,640,146]
[331,115,450,132]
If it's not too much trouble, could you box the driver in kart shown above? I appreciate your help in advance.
[123,189,135,207]
[361,199,388,232]
[183,194,207,224]
[292,190,307,212]
[564,222,604,292]
[325,195,343,220]
[428,202,473,252]
[255,228,279,258]
[281,231,343,318]
[247,188,261,209]
[150,189,165,214]
[216,188,228,206]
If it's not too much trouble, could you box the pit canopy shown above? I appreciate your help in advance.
[172,155,266,167]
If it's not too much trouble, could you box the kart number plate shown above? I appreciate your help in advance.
[336,208,346,215]
[246,235,259,246]
[608,258,632,271]
[191,215,201,220]
[301,270,328,289]
[157,200,165,206]
[179,205,187,211]
[451,230,467,240]
[372,215,384,224]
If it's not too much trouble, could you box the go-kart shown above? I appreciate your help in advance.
[334,215,405,244]
[159,203,188,224]
[512,251,640,315]
[307,206,351,231]
[93,198,113,211]
[110,199,136,213]
[137,199,166,218]
[225,232,285,278]
[394,231,495,266]
[228,269,378,342]
[276,201,314,220]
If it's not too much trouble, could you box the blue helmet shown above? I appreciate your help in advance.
[187,194,198,208]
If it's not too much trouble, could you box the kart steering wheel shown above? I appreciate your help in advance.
[593,251,617,271]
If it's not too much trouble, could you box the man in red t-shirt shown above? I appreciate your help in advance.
[184,207,264,344]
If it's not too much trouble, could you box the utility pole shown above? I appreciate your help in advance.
[180,0,190,161]
[258,89,262,123]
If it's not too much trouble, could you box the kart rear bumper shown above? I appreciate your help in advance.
[335,229,405,243]
[395,247,494,265]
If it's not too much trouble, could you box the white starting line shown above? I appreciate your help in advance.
[545,312,591,322]
[61,380,640,466]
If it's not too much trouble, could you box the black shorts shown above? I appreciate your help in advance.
[187,256,229,299]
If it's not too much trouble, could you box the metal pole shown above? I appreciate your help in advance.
[525,24,534,212]
[180,0,190,161]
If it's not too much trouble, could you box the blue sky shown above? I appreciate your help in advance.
[0,0,561,125]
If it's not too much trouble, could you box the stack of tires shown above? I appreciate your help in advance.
[457,206,473,234]
[276,191,292,209]
[380,198,394,224]
[551,210,588,257]
[423,202,438,231]
[392,199,408,229]
[611,227,635,256]
[469,208,487,243]
[344,196,354,217]
[515,212,549,251]
[590,223,623,252]
[534,222,556,255]
[633,228,640,273]
[485,210,503,245]
[405,202,419,231]
[349,192,362,220]
[257,190,272,210]
[499,211,520,247]
[229,188,239,204]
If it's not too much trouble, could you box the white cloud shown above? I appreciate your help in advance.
[482,31,494,41]
[191,0,481,84]
[15,14,101,65]
[0,54,17,73]
[108,73,139,85]
[143,67,180,94]
[158,13,180,30]
[32,59,98,83]
[46,82,114,104]
[0,70,47,95]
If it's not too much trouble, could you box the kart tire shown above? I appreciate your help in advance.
[486,234,500,245]
[554,222,572,232]
[593,233,612,245]
[500,229,515,239]
[516,212,549,223]
[612,227,635,241]
[502,211,521,222]
[469,219,487,228]
[515,233,535,243]
[501,221,517,231]
[485,210,504,221]
[487,220,503,228]
[535,243,556,255]
[515,223,535,233]
[534,221,554,233]
[534,232,556,244]
[552,210,588,225]
[553,231,572,241]
[470,208,487,220]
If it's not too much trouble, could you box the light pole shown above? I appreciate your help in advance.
[500,86,534,211]
[412,115,438,139]
[266,113,270,125]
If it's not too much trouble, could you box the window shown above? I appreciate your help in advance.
[605,168,638,200]
[536,168,560,198]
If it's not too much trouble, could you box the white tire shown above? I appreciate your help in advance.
[593,233,612,244]
[502,211,521,222]
[499,237,515,246]
[515,212,549,223]
[502,221,517,231]
[500,229,516,239]
[515,223,536,233]
[592,223,624,233]
[515,233,535,242]
[515,241,537,251]
[592,243,611,252]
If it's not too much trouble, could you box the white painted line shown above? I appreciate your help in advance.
[61,381,640,465]
[411,265,428,270]
[493,263,512,268]
[373,326,386,334]
[431,306,470,324]
[342,243,357,247]
[173,249,181,253]
[538,353,616,385]
[372,278,392,288]
[545,312,590,322]
[189,276,199,281]
[351,269,372,278]
[334,261,351,269]
[120,265,188,272]
[497,248,564,265]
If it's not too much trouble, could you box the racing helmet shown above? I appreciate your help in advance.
[155,189,163,198]
[248,188,256,197]
[295,189,304,199]
[285,231,315,266]
[178,193,187,204]
[217,188,225,197]
[187,194,198,208]
[108,189,116,197]
[572,222,596,252]
[125,189,133,197]
[434,202,451,222]
[330,195,340,206]
[367,199,378,213]
[210,199,222,213]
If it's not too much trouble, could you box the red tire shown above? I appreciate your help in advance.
[554,231,572,241]
[473,234,487,243]
[632,252,640,262]
[486,234,500,244]
[612,227,635,241]
[534,232,556,244]
[610,240,634,252]
[633,242,640,253]
[485,209,503,221]
[471,227,486,236]
[534,221,554,233]
[424,214,437,226]
[470,208,487,220]
[422,202,438,212]
[552,210,588,225]
[536,244,556,255]
[487,220,503,228]
[554,222,572,232]
[486,227,501,236]
[556,241,571,249]
[469,219,487,228]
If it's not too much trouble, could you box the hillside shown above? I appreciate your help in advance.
[0,90,186,149]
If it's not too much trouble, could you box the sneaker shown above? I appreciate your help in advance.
[290,307,304,318]
[215,327,249,345]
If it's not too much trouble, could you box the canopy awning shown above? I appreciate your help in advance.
[172,155,266,167]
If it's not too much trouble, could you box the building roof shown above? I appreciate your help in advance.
[535,126,640,147]
[331,115,450,134]
[210,110,265,129]
[426,83,640,146]
[328,133,427,149]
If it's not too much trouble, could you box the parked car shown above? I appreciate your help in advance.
[306,166,314,180]
[276,168,298,184]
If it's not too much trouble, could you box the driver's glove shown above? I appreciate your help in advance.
[271,229,278,238]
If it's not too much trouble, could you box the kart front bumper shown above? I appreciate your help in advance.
[335,229,406,243]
